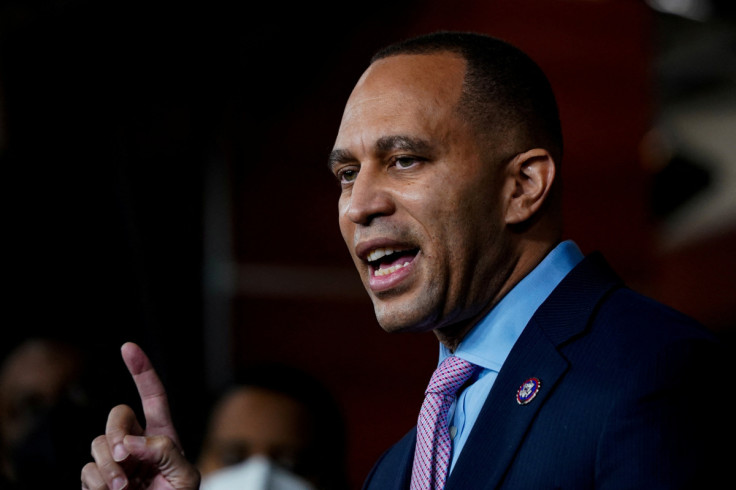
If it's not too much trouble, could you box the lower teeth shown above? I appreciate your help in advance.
[374,261,410,277]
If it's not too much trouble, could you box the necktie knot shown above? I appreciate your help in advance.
[426,355,478,396]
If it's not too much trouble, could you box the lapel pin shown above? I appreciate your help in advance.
[516,377,541,405]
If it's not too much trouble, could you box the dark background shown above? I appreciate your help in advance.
[2,0,735,488]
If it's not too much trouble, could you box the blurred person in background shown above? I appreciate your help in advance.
[0,337,108,489]
[197,363,349,490]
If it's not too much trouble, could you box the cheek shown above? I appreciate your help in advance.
[339,221,353,249]
[441,191,503,256]
[337,199,352,242]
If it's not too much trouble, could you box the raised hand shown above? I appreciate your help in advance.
[81,342,200,490]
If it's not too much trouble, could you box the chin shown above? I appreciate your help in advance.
[372,300,438,335]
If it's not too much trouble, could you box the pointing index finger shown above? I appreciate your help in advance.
[121,342,180,446]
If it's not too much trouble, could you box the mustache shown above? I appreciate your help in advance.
[352,225,419,246]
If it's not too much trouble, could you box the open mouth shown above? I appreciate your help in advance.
[367,247,419,277]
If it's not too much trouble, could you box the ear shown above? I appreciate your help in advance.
[504,148,556,225]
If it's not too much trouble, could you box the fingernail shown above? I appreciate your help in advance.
[113,443,128,462]
[112,476,127,490]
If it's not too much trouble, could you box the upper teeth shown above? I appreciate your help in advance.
[367,247,397,262]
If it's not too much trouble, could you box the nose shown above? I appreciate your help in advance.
[345,167,394,225]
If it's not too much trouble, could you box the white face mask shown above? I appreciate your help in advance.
[200,455,317,490]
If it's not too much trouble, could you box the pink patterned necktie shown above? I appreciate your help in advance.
[410,356,478,490]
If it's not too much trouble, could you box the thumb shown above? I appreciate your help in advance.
[124,435,201,489]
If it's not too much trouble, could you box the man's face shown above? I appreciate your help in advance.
[330,53,514,334]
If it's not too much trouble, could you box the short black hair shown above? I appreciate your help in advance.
[371,31,563,163]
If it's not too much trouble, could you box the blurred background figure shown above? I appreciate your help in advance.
[0,337,106,489]
[197,362,349,490]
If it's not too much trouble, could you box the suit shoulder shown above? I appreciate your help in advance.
[598,286,714,341]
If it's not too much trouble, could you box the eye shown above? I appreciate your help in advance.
[393,156,421,169]
[218,443,250,467]
[336,166,359,184]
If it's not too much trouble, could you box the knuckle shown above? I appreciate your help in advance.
[109,404,133,418]
[80,462,105,490]
[90,435,108,454]
[149,433,178,452]
[107,404,134,427]
[89,436,125,485]
[106,404,137,438]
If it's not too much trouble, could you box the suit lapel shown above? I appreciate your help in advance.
[389,431,415,490]
[446,252,622,489]
[446,321,568,489]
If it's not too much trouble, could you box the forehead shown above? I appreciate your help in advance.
[210,388,306,438]
[335,53,467,149]
[354,52,465,104]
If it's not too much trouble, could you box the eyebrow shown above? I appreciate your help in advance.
[327,148,354,172]
[376,135,433,155]
[328,135,434,172]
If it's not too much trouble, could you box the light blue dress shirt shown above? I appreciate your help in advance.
[439,239,584,472]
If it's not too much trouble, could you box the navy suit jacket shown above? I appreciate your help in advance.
[363,252,732,489]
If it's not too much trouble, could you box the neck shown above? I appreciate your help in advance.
[433,319,479,353]
[434,237,560,352]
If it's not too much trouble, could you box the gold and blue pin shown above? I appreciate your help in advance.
[516,377,541,405]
